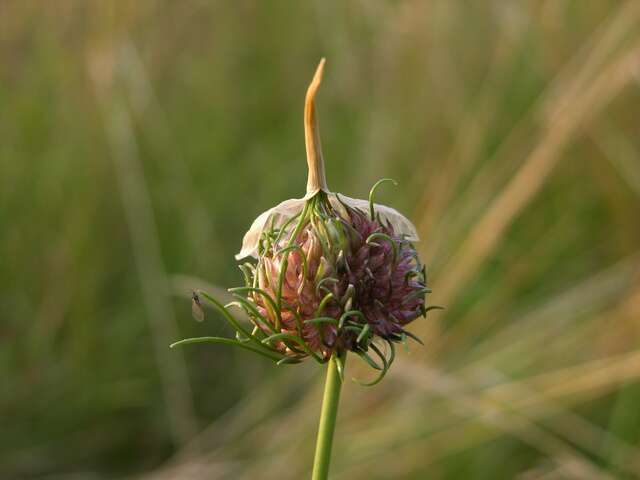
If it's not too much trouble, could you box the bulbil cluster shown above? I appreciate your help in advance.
[233,188,429,379]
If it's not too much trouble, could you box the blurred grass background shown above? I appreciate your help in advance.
[2,1,640,479]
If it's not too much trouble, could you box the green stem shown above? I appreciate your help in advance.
[312,352,345,480]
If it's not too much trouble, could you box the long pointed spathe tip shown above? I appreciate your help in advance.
[305,58,328,195]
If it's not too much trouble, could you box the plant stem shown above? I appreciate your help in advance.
[312,352,345,480]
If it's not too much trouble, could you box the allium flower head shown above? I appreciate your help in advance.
[173,59,437,384]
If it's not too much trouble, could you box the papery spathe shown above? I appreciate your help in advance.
[236,191,419,260]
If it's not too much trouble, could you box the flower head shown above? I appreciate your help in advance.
[173,59,436,384]
[238,188,428,358]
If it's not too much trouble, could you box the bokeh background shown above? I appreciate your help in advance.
[3,1,640,479]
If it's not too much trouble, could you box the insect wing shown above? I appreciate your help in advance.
[191,292,205,322]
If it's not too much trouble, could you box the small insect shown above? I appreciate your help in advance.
[191,291,205,322]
